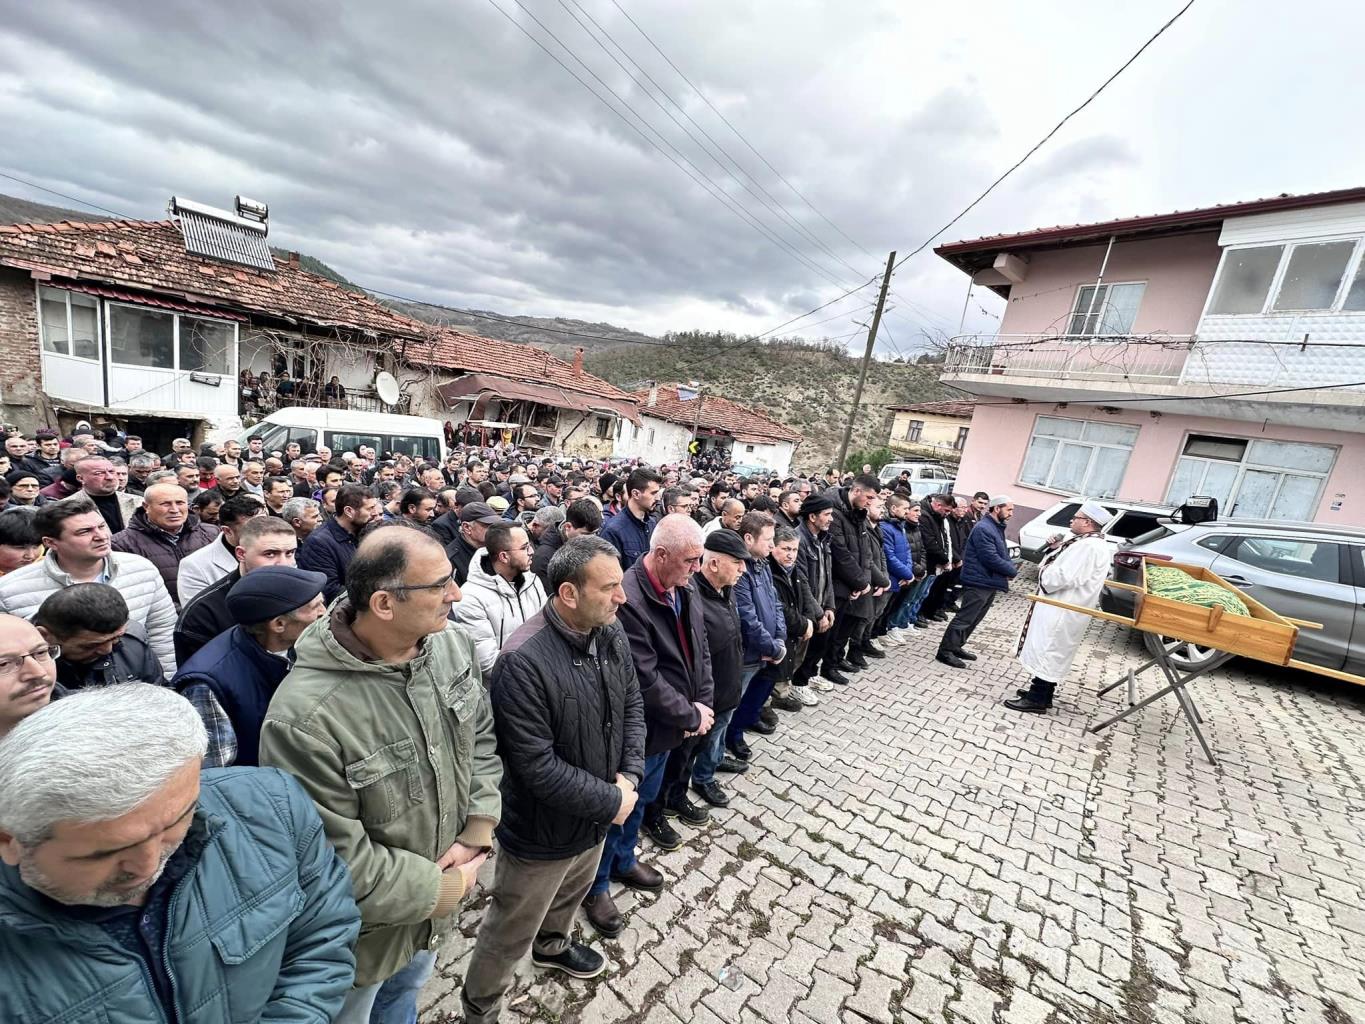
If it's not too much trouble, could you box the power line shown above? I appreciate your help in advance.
[891,0,1197,273]
[609,0,871,260]
[0,170,128,219]
[966,376,1365,408]
[485,0,857,292]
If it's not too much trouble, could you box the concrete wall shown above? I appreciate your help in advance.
[956,404,1365,528]
[889,410,968,451]
[730,439,794,476]
[614,414,692,465]
[0,268,43,431]
[998,232,1223,337]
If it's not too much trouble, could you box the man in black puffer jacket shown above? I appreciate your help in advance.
[822,474,882,673]
[463,535,645,1023]
[688,529,749,809]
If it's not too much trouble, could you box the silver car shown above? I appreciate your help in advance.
[1100,519,1365,674]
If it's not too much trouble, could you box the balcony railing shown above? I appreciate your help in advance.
[943,334,1194,385]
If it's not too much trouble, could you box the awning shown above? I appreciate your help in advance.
[60,282,249,321]
[437,373,640,424]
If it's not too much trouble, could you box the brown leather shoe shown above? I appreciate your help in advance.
[582,892,623,937]
[611,861,664,892]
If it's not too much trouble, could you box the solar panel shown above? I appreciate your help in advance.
[178,208,275,271]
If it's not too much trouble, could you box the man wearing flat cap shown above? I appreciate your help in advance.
[1006,500,1112,713]
[447,501,505,586]
[173,566,327,766]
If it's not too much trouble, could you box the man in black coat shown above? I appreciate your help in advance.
[33,583,166,690]
[792,494,840,686]
[585,514,711,935]
[462,536,645,1017]
[688,529,750,808]
[918,493,957,622]
[822,474,881,674]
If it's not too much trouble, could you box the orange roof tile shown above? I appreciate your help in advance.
[632,385,801,444]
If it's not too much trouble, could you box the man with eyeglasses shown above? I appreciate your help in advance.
[453,522,547,673]
[260,524,502,1024]
[0,613,59,740]
[1006,501,1112,714]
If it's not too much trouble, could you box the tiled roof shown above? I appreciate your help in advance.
[632,385,802,444]
[409,330,634,403]
[0,215,633,405]
[888,400,975,417]
[935,185,1365,263]
[0,217,422,336]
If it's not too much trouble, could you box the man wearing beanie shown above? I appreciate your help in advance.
[173,565,327,767]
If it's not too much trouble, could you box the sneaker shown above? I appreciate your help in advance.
[644,817,682,851]
[664,796,710,827]
[770,693,804,713]
[796,687,820,707]
[534,942,606,979]
[810,676,835,692]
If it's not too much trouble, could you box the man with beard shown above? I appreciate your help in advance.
[453,522,548,673]
[0,683,361,1022]
[936,496,1017,669]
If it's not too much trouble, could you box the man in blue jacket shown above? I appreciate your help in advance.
[937,495,1017,669]
[726,512,787,759]
[599,467,662,569]
[0,682,360,1023]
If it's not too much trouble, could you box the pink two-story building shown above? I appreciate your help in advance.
[935,186,1365,530]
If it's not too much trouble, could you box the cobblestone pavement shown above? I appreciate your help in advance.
[420,566,1365,1023]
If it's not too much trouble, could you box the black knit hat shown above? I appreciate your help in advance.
[798,494,835,518]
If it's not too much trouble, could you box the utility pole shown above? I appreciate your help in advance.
[835,250,896,472]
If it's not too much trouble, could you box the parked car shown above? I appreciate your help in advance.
[1100,518,1365,674]
[1017,499,1175,564]
[877,460,954,488]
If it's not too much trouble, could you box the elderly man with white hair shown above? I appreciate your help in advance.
[0,683,361,1023]
[1006,500,1113,713]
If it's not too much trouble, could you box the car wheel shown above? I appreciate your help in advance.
[1142,631,1221,671]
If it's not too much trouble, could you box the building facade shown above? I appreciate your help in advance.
[614,384,801,475]
[936,187,1365,529]
[887,400,974,461]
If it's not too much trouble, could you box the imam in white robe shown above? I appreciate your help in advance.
[1017,534,1111,683]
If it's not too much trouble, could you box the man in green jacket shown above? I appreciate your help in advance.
[260,523,503,1024]
[0,683,360,1023]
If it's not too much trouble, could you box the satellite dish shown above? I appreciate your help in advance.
[374,372,401,407]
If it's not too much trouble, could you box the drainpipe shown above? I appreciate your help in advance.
[1079,235,1117,334]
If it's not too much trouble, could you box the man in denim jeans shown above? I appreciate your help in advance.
[689,529,750,808]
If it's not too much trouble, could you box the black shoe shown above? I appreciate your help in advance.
[664,796,710,826]
[955,649,978,661]
[727,738,752,761]
[860,643,886,659]
[534,941,606,979]
[582,892,623,937]
[746,719,777,736]
[913,618,931,629]
[612,861,665,891]
[643,817,682,851]
[770,693,804,713]
[759,706,779,727]
[936,652,967,669]
[834,658,861,673]
[846,652,869,669]
[1003,695,1049,713]
[825,668,852,686]
[930,612,949,622]
[717,755,750,774]
[692,780,730,807]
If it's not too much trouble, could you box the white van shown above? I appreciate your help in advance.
[239,409,447,463]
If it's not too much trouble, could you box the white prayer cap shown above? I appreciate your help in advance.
[1078,500,1113,525]
[988,494,1012,509]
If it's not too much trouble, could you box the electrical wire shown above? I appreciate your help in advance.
[891,0,1197,273]
[0,170,127,219]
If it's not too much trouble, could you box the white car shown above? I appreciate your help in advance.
[878,460,955,488]
[1016,498,1175,564]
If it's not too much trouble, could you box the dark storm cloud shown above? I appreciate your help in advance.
[0,0,1168,338]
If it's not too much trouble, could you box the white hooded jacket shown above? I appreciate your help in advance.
[452,548,548,671]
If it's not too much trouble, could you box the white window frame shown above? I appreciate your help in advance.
[35,284,102,363]
[1018,415,1138,499]
[1065,280,1147,337]
[1203,235,1365,318]
[105,301,239,375]
[955,426,970,451]
[1163,430,1336,521]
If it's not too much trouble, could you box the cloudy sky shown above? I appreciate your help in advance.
[2,0,1362,353]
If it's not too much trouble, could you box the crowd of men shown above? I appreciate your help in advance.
[0,421,1116,1023]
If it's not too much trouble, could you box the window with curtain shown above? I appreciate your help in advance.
[1066,282,1145,335]
[1165,434,1334,520]
[1019,416,1138,498]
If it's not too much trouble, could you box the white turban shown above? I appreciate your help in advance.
[1078,500,1113,526]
